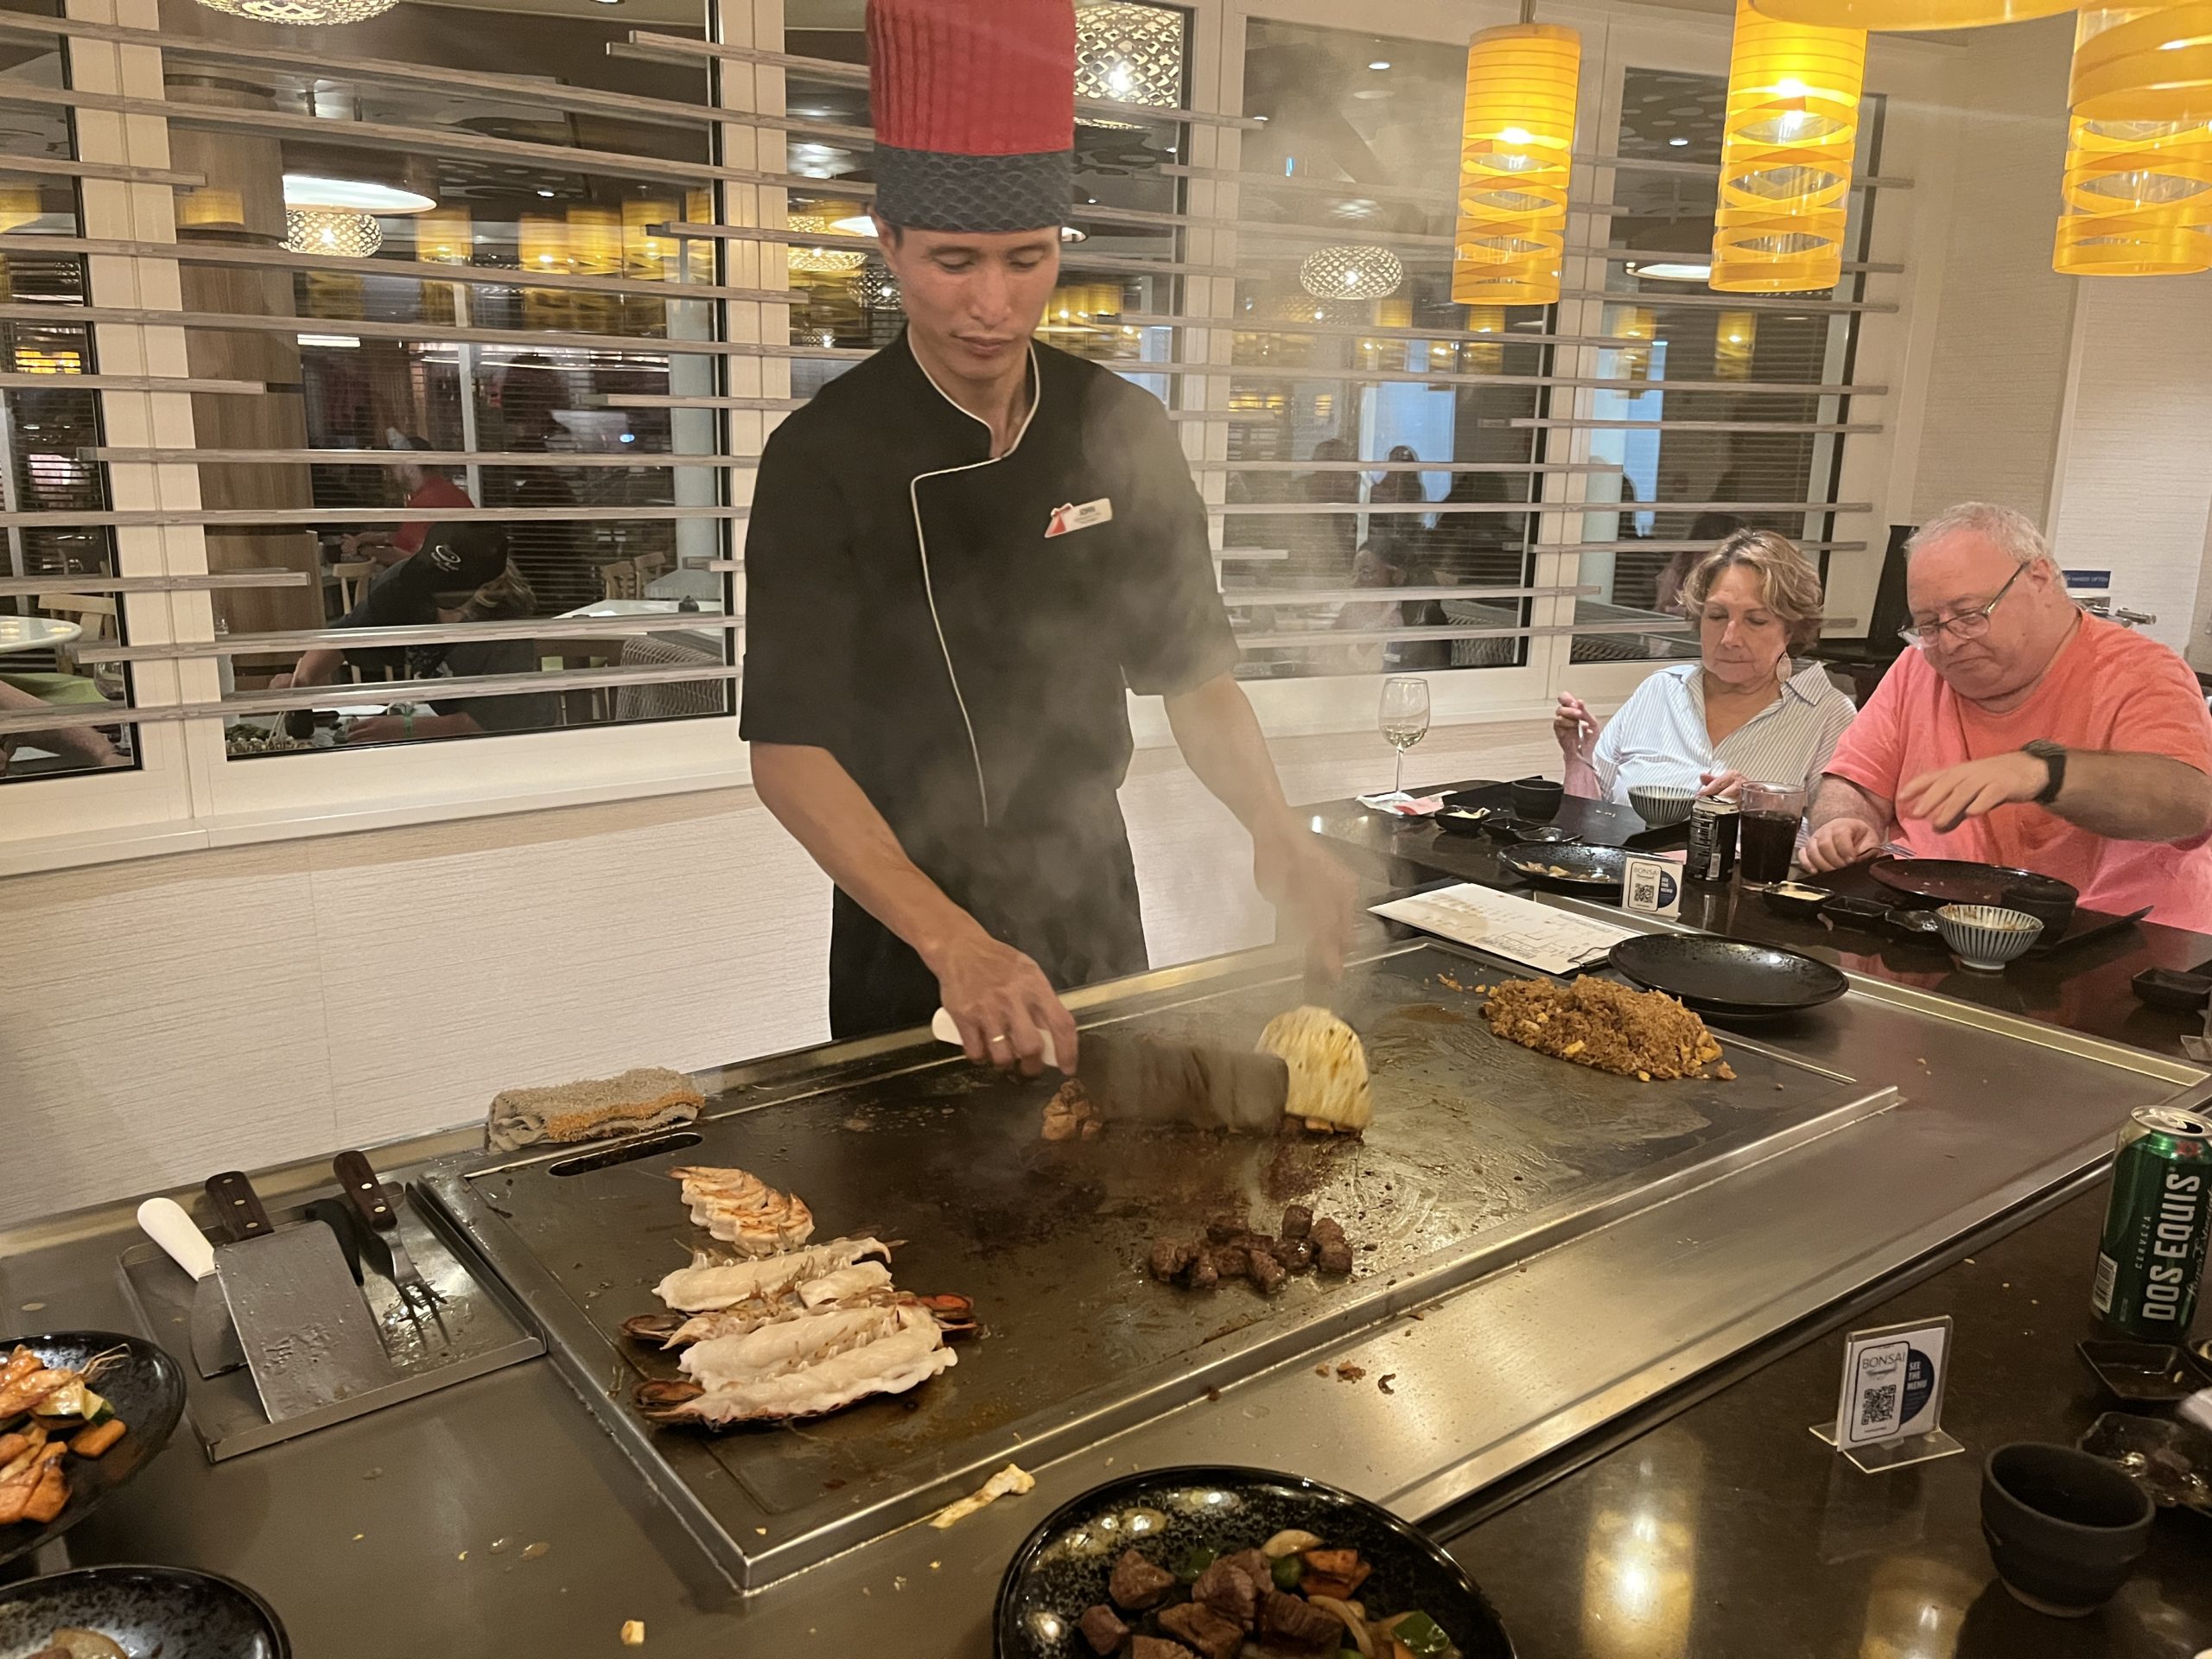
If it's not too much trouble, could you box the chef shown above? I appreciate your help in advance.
[741,0,1356,1073]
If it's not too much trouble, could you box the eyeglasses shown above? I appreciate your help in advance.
[1897,562,2026,651]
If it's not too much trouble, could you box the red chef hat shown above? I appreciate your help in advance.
[867,0,1075,233]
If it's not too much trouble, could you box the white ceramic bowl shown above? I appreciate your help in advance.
[1628,784,1698,828]
[1937,904,2044,970]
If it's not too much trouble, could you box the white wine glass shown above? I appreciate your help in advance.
[1378,676,1431,793]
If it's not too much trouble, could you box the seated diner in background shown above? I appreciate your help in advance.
[1802,502,2212,932]
[271,523,559,744]
[1554,529,1858,804]
[340,432,474,569]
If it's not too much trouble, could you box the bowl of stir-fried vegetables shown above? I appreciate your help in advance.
[0,1332,185,1570]
[995,1465,1511,1659]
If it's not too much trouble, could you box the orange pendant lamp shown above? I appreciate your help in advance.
[2070,0,2212,124]
[2051,111,2212,274]
[1746,0,2073,29]
[1710,0,1868,294]
[1452,22,1582,307]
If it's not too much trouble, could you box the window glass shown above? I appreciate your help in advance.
[150,0,733,757]
[0,0,134,783]
[1573,65,1876,664]
[1232,18,1551,680]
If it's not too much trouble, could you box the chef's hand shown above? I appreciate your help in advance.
[1897,752,2048,833]
[1255,823,1360,976]
[1554,693,1598,766]
[1699,768,1747,799]
[1801,817,1882,873]
[930,930,1077,1078]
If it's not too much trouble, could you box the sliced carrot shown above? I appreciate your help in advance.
[22,1461,66,1524]
[69,1420,125,1459]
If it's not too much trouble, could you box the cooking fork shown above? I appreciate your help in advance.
[334,1149,437,1308]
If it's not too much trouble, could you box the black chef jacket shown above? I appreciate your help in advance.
[740,332,1240,1038]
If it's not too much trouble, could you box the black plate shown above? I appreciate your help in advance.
[1500,842,1627,893]
[0,1564,287,1657]
[1868,856,2078,909]
[0,1332,184,1570]
[994,1465,1514,1658]
[1609,935,1849,1014]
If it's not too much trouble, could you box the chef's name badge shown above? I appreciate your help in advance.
[1046,498,1114,538]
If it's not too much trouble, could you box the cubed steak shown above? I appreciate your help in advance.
[1190,1558,1258,1628]
[1217,1548,1274,1589]
[1159,1600,1247,1659]
[1206,1212,1249,1243]
[1315,1239,1354,1275]
[1280,1204,1313,1239]
[1109,1546,1178,1611]
[1185,1250,1219,1291]
[1247,1249,1287,1295]
[1148,1236,1197,1281]
[1258,1588,1344,1651]
[1132,1639,1195,1659]
[1077,1604,1129,1656]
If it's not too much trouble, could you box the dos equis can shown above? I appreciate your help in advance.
[2091,1105,2212,1339]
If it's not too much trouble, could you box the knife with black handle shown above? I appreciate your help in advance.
[205,1169,275,1243]
[334,1149,434,1305]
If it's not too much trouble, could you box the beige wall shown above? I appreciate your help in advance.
[0,718,1553,1226]
[1906,16,2078,527]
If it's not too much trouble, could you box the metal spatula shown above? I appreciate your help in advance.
[207,1170,397,1421]
[929,1008,1289,1131]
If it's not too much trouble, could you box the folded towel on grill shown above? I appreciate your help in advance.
[487,1066,705,1152]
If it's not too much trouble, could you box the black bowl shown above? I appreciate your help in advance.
[0,1565,288,1658]
[2133,966,2212,1012]
[1980,1442,2153,1618]
[1509,777,1565,821]
[994,1465,1514,1658]
[0,1332,185,1570]
[1436,805,1497,837]
[2000,880,2078,941]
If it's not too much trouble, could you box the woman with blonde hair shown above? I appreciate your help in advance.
[1555,529,1857,803]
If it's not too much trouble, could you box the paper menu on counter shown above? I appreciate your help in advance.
[1370,883,1637,976]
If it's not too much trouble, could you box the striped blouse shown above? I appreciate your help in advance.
[1591,661,1859,804]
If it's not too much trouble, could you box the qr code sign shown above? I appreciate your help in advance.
[1859,1383,1898,1430]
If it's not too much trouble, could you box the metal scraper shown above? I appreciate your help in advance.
[135,1197,246,1380]
[930,1008,1289,1131]
[207,1170,397,1421]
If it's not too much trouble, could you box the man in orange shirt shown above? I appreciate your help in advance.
[1803,502,2212,931]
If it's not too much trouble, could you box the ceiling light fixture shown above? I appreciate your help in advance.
[196,0,393,22]
[281,174,434,214]
[1745,0,2074,29]
[283,207,381,258]
[1074,2,1185,125]
[1711,0,1866,293]
[2070,0,2212,125]
[1370,60,1392,69]
[1452,22,1583,306]
[1636,260,1715,280]
[2051,111,2212,274]
[1669,136,1692,145]
[1299,245,1404,299]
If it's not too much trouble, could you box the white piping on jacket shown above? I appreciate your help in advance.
[905,340,1044,829]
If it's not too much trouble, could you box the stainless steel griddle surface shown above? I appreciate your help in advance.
[428,942,1884,1585]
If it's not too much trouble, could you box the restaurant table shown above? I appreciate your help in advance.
[0,614,80,654]
[1310,777,2212,1060]
[1450,1180,2212,1658]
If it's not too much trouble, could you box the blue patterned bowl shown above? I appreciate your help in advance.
[1628,784,1698,828]
[1937,904,2044,970]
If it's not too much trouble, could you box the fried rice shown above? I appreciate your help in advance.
[1483,976,1732,1082]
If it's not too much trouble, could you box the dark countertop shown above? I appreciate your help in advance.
[1310,779,2212,1058]
[1450,1183,2212,1658]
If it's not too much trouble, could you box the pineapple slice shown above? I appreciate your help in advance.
[1255,1006,1372,1134]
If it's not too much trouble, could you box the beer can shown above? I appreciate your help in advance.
[2091,1105,2212,1338]
[1687,795,1739,883]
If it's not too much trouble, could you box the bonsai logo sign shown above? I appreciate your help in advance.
[1835,1317,1951,1450]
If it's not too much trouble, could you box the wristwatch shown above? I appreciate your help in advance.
[2024,739,2067,804]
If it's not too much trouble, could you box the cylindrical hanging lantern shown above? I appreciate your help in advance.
[1715,310,1758,377]
[2051,112,2212,274]
[1452,22,1582,307]
[1747,0,2073,29]
[412,207,471,264]
[2071,2,2212,125]
[1465,302,1507,372]
[1611,305,1657,380]
[1710,0,1866,294]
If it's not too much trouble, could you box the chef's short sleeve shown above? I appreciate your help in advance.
[1104,387,1240,698]
[739,419,858,753]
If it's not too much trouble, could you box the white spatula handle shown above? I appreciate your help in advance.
[137,1197,217,1282]
[931,1007,1059,1071]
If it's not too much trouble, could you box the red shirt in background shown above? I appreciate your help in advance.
[1824,613,2212,932]
[393,474,473,556]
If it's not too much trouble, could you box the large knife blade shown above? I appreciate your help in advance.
[135,1197,246,1380]
[930,1008,1288,1132]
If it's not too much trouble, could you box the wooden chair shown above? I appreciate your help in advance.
[35,592,117,677]
[330,561,376,613]
[600,558,641,602]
